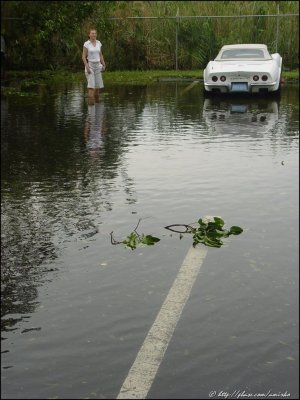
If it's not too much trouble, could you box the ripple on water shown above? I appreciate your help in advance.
[1,82,299,399]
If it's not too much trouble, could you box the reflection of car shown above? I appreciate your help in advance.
[203,97,281,136]
[203,44,282,94]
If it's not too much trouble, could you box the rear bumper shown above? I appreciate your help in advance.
[204,81,279,93]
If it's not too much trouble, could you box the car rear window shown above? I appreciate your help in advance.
[221,49,265,59]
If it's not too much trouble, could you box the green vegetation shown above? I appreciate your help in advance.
[165,217,243,248]
[5,68,299,85]
[281,70,300,81]
[116,232,160,250]
[2,68,298,97]
[102,70,299,84]
[110,219,160,250]
[110,217,243,250]
[102,70,202,84]
[2,1,299,71]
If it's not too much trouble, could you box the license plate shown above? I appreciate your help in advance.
[231,105,248,113]
[231,82,248,92]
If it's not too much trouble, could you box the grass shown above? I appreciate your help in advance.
[281,70,299,81]
[2,68,298,96]
[105,69,299,83]
[102,70,203,84]
[5,68,299,84]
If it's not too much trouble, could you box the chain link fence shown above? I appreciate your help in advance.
[102,10,299,70]
[2,9,299,70]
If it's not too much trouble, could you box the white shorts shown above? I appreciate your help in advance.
[85,62,104,89]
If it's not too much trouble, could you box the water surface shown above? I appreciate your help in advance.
[1,81,299,399]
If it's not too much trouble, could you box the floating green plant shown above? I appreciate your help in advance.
[110,219,160,250]
[111,216,242,250]
[165,216,243,248]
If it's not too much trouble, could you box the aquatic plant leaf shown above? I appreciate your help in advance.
[229,226,243,235]
[140,235,160,245]
[122,232,140,250]
[213,217,225,228]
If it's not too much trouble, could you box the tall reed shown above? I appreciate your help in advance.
[2,1,298,71]
[101,1,299,70]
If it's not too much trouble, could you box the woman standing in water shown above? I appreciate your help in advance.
[82,28,106,104]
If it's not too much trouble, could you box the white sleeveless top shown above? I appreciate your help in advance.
[83,40,102,62]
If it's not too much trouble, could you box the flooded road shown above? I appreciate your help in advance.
[1,81,299,399]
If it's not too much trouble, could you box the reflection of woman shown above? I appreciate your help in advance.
[82,28,106,104]
[84,102,106,155]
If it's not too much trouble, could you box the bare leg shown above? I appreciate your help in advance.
[95,88,100,102]
[88,88,95,105]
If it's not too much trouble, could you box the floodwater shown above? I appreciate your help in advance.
[1,81,299,399]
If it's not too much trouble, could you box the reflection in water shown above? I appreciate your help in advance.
[84,101,106,156]
[1,82,298,398]
[202,97,284,136]
[0,87,296,339]
[1,89,140,338]
[1,201,58,337]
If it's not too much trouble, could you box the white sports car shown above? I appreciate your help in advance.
[203,44,282,94]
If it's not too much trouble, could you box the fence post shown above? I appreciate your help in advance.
[175,8,179,70]
[276,1,280,52]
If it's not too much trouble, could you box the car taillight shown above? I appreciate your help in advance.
[262,75,268,81]
[253,75,259,81]
[212,76,218,82]
[220,76,226,82]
